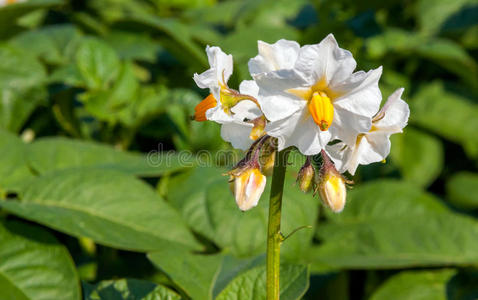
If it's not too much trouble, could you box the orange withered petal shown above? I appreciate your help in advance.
[194,94,217,122]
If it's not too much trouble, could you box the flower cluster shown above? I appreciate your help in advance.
[193,34,409,213]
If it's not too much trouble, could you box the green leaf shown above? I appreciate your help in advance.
[415,0,478,35]
[0,219,80,300]
[215,264,309,300]
[167,166,318,259]
[370,269,456,300]
[0,168,200,251]
[309,180,478,270]
[127,15,208,68]
[103,31,162,62]
[0,85,47,132]
[0,43,46,90]
[0,129,33,192]
[390,127,444,187]
[79,61,139,125]
[148,243,270,300]
[366,29,477,85]
[0,44,47,132]
[83,278,180,300]
[148,245,223,300]
[410,82,478,158]
[27,137,191,177]
[75,38,121,90]
[0,0,64,39]
[446,172,478,209]
[9,24,83,65]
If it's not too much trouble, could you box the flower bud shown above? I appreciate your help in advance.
[318,169,346,213]
[249,116,266,141]
[316,150,347,213]
[231,167,266,211]
[258,137,276,177]
[296,158,315,193]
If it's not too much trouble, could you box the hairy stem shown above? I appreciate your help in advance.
[266,149,290,300]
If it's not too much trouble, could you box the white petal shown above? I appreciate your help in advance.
[254,69,308,121]
[331,67,383,118]
[361,133,391,163]
[374,88,410,133]
[239,80,259,98]
[329,106,372,146]
[193,69,215,89]
[325,142,351,174]
[327,133,391,175]
[206,45,233,84]
[221,122,254,150]
[206,106,234,124]
[230,100,261,122]
[266,107,331,155]
[248,39,301,75]
[193,46,233,100]
[294,34,357,86]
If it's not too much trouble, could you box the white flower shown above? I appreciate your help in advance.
[193,46,263,150]
[326,88,410,175]
[220,81,263,150]
[250,34,382,155]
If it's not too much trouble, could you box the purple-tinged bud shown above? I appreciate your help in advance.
[296,157,315,193]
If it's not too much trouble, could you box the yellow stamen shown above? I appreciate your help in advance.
[194,94,217,122]
[308,91,334,131]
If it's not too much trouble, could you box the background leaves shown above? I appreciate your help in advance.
[0,0,476,299]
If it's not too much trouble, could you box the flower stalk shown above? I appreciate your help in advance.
[266,148,290,300]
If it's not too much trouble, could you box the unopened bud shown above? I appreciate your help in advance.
[318,169,346,213]
[316,150,347,213]
[249,116,266,141]
[259,137,276,177]
[231,167,266,211]
[296,158,315,193]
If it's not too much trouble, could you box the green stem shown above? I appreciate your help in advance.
[266,149,290,300]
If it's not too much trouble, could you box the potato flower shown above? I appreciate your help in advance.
[193,46,264,150]
[250,34,382,155]
[326,88,410,175]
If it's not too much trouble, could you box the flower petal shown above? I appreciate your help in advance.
[362,133,392,163]
[329,106,372,146]
[327,133,391,175]
[221,122,254,150]
[332,67,383,118]
[193,46,233,100]
[206,106,233,124]
[266,107,331,155]
[374,88,410,133]
[254,69,308,121]
[294,34,357,86]
[248,39,301,75]
[326,142,347,172]
[231,100,262,122]
[239,80,260,101]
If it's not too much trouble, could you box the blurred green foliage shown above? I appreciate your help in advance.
[0,0,477,299]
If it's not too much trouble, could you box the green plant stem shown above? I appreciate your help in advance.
[266,149,290,300]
